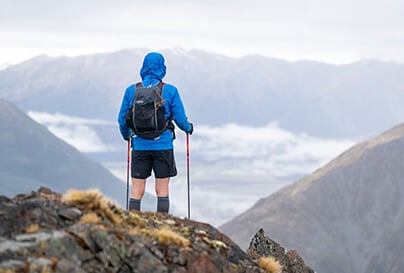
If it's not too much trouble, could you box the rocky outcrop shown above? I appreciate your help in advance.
[247,229,314,273]
[0,187,313,273]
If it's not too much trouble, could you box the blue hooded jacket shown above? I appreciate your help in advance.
[118,52,192,150]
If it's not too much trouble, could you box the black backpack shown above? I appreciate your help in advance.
[126,82,173,139]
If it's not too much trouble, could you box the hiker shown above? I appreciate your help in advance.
[118,52,193,213]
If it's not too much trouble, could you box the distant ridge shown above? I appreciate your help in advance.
[1,48,404,138]
[221,122,404,273]
[0,99,155,209]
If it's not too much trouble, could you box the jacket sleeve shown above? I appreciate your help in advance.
[117,86,133,140]
[169,87,192,133]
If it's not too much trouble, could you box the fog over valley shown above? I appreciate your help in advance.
[28,111,355,225]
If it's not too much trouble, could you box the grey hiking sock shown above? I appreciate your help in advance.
[157,196,169,213]
[129,198,141,211]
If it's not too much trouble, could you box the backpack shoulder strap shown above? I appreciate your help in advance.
[132,82,143,109]
[157,81,165,94]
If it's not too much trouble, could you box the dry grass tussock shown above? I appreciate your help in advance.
[62,189,199,251]
[62,189,122,226]
[80,212,102,225]
[24,223,39,234]
[258,256,282,273]
[150,228,190,247]
[62,189,187,238]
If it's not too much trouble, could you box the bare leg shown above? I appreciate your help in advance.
[131,178,146,199]
[129,178,146,211]
[155,178,169,197]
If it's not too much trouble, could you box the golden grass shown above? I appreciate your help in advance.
[150,228,190,247]
[258,256,282,273]
[202,237,228,250]
[62,189,105,207]
[80,212,102,225]
[62,189,122,226]
[24,259,53,273]
[210,239,227,249]
[24,224,39,234]
[128,228,141,236]
[62,189,194,249]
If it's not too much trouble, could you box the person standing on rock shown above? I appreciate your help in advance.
[118,52,193,213]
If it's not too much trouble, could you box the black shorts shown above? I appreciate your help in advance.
[131,149,177,179]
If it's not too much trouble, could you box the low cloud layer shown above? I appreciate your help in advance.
[174,123,356,179]
[106,122,357,226]
[27,111,358,225]
[28,111,116,153]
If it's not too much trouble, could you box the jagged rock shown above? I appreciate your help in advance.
[248,228,315,273]
[248,228,286,260]
[1,188,283,273]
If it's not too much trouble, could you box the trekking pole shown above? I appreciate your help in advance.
[126,137,132,211]
[186,133,191,219]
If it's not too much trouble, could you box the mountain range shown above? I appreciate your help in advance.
[220,122,404,273]
[0,99,154,210]
[1,49,404,139]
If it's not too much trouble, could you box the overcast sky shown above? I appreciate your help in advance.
[1,0,404,65]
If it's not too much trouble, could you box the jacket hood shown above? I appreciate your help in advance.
[140,52,166,83]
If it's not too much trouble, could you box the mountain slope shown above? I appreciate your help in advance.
[0,99,155,209]
[1,49,404,138]
[220,123,404,273]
